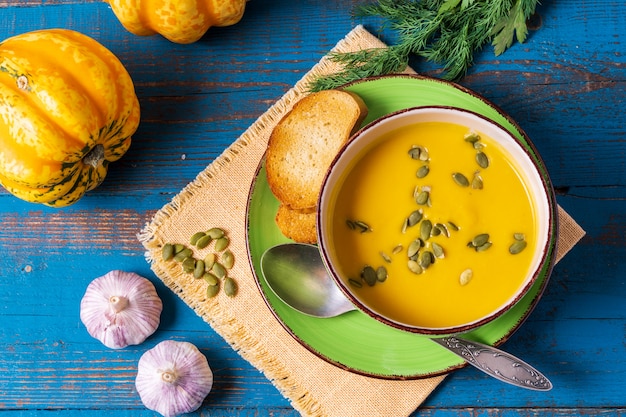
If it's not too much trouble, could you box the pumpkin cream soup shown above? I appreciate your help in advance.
[329,121,538,329]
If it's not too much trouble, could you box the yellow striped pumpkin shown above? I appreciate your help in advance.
[0,29,140,207]
[105,0,247,44]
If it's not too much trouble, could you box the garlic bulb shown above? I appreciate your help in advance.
[135,340,213,417]
[80,270,163,349]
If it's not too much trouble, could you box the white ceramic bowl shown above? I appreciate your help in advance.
[317,106,556,335]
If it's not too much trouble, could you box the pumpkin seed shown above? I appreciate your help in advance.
[361,266,378,286]
[452,172,470,187]
[349,278,363,288]
[459,268,473,286]
[471,233,490,247]
[193,260,205,279]
[392,244,403,254]
[514,233,526,241]
[408,260,423,274]
[212,262,227,279]
[376,266,388,282]
[195,234,212,249]
[408,145,429,161]
[420,219,433,241]
[174,244,186,254]
[190,232,206,246]
[509,240,528,254]
[401,218,408,234]
[204,253,216,270]
[408,145,422,160]
[174,248,192,262]
[206,282,220,298]
[407,209,423,227]
[415,190,430,205]
[416,165,430,178]
[408,239,421,258]
[380,251,392,263]
[222,250,235,269]
[467,233,492,252]
[476,241,492,252]
[472,172,484,189]
[224,277,238,297]
[162,243,174,261]
[476,151,489,168]
[464,131,480,144]
[420,251,434,269]
[206,227,225,239]
[354,220,372,233]
[203,272,219,286]
[214,236,230,252]
[348,219,371,233]
[435,222,450,238]
[447,221,460,231]
[432,242,445,258]
[182,257,196,273]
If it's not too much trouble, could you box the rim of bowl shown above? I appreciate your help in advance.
[317,105,556,336]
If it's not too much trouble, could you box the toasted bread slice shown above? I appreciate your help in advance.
[275,203,317,244]
[265,90,367,210]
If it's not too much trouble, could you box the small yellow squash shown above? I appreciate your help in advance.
[105,0,247,44]
[0,29,140,207]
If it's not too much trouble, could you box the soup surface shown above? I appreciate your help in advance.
[329,121,538,328]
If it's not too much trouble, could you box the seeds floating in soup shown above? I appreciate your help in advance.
[452,172,470,187]
[331,120,537,328]
[476,151,490,168]
[509,233,528,254]
[346,219,372,233]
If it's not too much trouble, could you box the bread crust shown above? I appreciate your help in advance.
[265,90,368,211]
[274,204,317,244]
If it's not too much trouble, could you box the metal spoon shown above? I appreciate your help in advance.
[260,243,552,391]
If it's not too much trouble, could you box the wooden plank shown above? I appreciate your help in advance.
[418,409,626,417]
[0,1,621,196]
[0,255,292,411]
[0,0,624,415]
[1,194,624,410]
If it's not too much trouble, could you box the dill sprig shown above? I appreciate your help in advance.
[308,0,539,92]
[315,46,410,90]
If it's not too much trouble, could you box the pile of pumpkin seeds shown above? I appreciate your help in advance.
[161,227,238,298]
[346,129,527,289]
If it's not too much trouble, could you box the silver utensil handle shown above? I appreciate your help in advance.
[434,336,553,391]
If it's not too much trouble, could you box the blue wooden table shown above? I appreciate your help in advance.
[0,1,624,416]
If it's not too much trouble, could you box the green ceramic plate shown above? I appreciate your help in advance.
[245,74,558,379]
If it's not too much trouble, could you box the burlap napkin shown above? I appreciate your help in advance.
[139,25,585,417]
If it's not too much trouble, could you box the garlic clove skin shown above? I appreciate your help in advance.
[80,270,163,349]
[136,340,213,417]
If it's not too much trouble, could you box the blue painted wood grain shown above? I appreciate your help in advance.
[0,0,624,415]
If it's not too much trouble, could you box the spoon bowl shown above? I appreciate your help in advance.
[260,243,355,317]
[260,242,552,391]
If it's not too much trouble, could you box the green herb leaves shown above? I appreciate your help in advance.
[491,0,535,55]
[309,0,539,92]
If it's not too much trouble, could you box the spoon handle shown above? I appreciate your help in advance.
[433,336,553,391]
